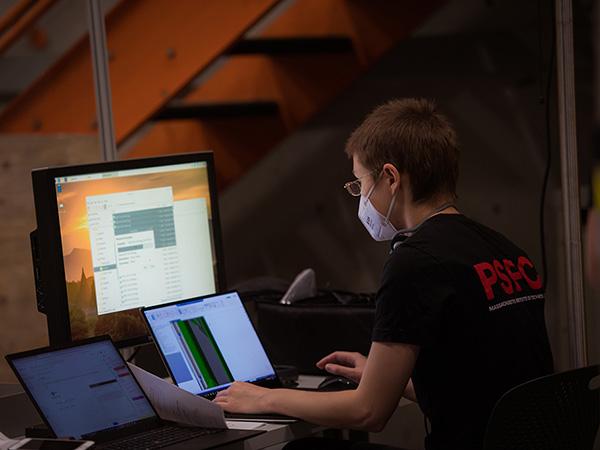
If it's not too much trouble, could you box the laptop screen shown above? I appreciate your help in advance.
[9,340,157,439]
[143,292,276,396]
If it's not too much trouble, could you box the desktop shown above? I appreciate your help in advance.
[30,152,225,346]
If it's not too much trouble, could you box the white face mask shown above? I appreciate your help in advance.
[358,182,398,241]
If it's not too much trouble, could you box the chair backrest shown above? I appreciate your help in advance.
[484,365,600,450]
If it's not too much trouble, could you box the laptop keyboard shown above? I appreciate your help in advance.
[97,425,223,449]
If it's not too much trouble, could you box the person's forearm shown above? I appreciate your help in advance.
[216,343,416,432]
[261,388,380,431]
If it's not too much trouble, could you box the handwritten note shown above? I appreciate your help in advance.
[128,363,227,429]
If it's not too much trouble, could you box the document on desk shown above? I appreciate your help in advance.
[0,432,19,450]
[225,421,266,430]
[128,363,227,429]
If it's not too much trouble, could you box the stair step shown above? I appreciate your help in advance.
[228,36,354,55]
[154,101,279,121]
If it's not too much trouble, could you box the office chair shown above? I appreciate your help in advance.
[484,365,600,450]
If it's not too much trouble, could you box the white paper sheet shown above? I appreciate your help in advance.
[225,421,266,430]
[0,432,19,450]
[128,363,227,429]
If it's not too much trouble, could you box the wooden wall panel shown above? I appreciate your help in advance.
[0,135,98,382]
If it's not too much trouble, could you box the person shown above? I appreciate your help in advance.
[214,98,554,450]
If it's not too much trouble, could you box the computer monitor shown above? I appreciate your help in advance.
[30,152,225,347]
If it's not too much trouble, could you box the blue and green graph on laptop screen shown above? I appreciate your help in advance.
[173,317,234,389]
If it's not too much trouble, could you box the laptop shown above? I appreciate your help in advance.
[141,291,296,421]
[6,336,263,449]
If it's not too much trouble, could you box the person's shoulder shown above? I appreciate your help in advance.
[385,241,441,277]
[420,214,525,252]
[457,215,528,253]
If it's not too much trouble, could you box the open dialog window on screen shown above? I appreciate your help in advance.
[86,186,214,315]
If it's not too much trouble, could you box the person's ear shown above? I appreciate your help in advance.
[382,163,401,194]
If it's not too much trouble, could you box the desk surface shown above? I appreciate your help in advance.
[223,421,325,450]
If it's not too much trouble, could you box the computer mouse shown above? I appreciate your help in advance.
[317,376,359,391]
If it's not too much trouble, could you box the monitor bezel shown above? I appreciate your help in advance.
[141,290,282,396]
[31,151,226,348]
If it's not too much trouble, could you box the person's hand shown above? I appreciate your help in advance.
[214,382,270,413]
[316,351,367,383]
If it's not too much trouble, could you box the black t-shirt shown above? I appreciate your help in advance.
[372,214,553,450]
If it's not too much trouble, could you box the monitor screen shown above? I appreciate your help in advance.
[31,153,224,346]
[9,339,157,439]
[143,292,276,396]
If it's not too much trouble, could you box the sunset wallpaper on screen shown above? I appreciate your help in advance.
[56,166,212,342]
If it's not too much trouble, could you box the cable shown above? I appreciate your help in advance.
[538,0,556,291]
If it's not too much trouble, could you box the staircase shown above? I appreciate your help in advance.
[0,0,445,188]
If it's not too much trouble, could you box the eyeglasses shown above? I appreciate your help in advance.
[343,170,378,197]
